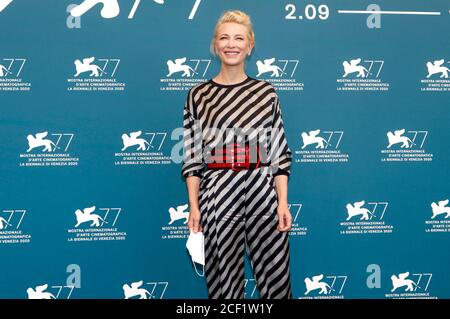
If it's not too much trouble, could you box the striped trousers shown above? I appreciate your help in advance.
[199,167,293,299]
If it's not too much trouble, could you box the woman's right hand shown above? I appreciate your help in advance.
[188,207,203,233]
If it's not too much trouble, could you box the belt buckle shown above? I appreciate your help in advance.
[230,156,243,172]
[231,162,246,172]
[231,144,246,172]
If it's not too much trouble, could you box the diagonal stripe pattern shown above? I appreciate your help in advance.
[182,77,293,299]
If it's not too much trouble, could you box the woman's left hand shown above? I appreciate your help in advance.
[277,202,292,232]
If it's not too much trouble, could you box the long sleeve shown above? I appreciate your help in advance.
[269,95,292,177]
[181,89,205,178]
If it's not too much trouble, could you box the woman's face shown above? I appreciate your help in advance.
[214,22,253,66]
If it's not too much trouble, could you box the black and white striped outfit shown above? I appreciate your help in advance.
[181,76,293,299]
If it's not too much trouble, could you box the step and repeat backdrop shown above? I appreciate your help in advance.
[0,0,449,299]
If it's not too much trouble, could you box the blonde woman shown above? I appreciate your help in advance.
[182,10,293,299]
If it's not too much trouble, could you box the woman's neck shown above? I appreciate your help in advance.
[213,66,247,85]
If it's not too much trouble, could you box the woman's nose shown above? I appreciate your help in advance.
[227,39,236,47]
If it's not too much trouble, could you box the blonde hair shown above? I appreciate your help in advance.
[210,10,255,57]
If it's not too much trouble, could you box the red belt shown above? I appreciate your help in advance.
[206,143,268,172]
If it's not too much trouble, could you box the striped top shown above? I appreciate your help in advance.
[181,75,292,179]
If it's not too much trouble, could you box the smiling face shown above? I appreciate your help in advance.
[213,22,253,66]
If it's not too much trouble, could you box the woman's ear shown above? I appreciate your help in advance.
[248,44,254,56]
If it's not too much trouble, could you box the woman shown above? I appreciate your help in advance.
[181,10,293,299]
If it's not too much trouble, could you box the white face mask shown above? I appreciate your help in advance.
[186,231,205,277]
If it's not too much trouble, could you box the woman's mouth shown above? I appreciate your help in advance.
[224,51,240,56]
